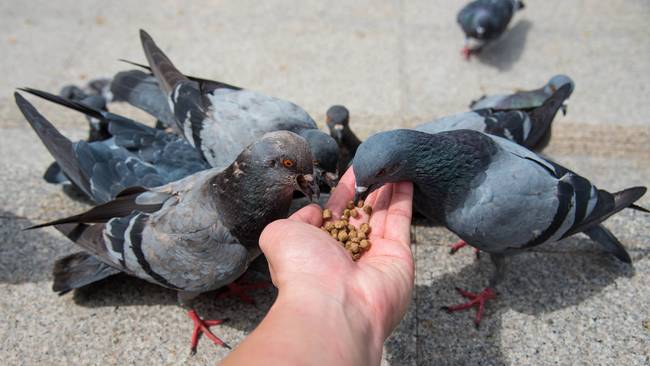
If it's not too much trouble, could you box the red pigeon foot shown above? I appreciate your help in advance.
[442,287,497,327]
[216,279,272,305]
[188,309,230,355]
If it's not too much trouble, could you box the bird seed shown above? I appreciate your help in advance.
[320,200,373,260]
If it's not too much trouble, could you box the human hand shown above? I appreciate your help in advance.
[260,168,414,359]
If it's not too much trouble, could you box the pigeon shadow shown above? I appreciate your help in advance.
[0,206,275,334]
[70,257,277,335]
[0,210,76,284]
[476,19,532,71]
[384,228,644,365]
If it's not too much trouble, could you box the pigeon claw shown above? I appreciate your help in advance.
[449,240,481,258]
[217,280,272,305]
[449,240,468,254]
[187,309,230,355]
[461,47,471,60]
[442,287,497,327]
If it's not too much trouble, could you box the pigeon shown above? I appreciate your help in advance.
[457,0,525,59]
[16,92,319,353]
[326,105,362,174]
[59,79,113,142]
[110,30,339,189]
[470,74,575,116]
[43,81,115,188]
[416,83,572,152]
[19,87,210,204]
[352,127,647,325]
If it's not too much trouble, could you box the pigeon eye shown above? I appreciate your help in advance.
[376,168,387,177]
[282,159,295,168]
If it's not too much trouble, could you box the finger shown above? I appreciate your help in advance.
[326,167,355,217]
[383,181,414,246]
[368,183,394,239]
[289,203,323,227]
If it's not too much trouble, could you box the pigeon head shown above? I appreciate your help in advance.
[470,11,494,40]
[242,130,319,201]
[545,74,575,95]
[325,105,350,144]
[298,129,340,188]
[213,131,319,246]
[352,129,418,203]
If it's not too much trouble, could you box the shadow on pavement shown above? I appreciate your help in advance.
[0,210,75,284]
[477,19,532,71]
[385,226,643,365]
[71,256,277,334]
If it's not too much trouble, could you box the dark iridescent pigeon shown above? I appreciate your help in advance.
[110,30,339,189]
[326,105,362,174]
[43,81,114,188]
[19,87,210,204]
[457,0,525,59]
[416,83,571,152]
[352,128,647,326]
[470,75,575,116]
[16,92,318,353]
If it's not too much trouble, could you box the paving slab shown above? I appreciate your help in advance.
[0,1,649,365]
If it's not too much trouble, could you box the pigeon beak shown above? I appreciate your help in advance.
[353,185,369,205]
[561,102,568,116]
[333,125,344,143]
[313,166,338,188]
[324,171,339,188]
[296,174,320,202]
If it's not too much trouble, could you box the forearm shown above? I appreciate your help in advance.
[220,287,385,366]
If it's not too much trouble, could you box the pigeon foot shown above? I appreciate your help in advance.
[188,309,230,355]
[216,279,271,305]
[461,47,471,60]
[449,240,481,258]
[441,287,497,327]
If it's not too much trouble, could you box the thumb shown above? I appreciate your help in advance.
[288,203,323,227]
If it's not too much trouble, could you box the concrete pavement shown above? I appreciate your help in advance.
[1,1,649,365]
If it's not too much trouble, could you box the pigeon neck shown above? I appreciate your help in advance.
[342,126,362,154]
[212,162,293,247]
[405,131,496,223]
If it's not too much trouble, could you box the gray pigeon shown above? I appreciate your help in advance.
[110,62,242,134]
[326,105,361,174]
[16,92,318,353]
[111,30,339,189]
[457,0,525,59]
[416,83,572,152]
[352,128,647,325]
[470,75,575,116]
[19,87,210,204]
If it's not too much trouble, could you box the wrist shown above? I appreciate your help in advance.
[273,284,385,365]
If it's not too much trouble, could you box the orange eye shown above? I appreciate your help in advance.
[282,159,295,168]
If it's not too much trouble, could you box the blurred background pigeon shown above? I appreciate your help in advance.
[416,82,572,152]
[457,0,525,59]
[325,105,361,174]
[470,74,574,116]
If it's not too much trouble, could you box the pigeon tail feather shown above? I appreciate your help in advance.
[583,225,631,264]
[52,251,120,294]
[14,92,93,197]
[139,29,188,95]
[19,87,105,122]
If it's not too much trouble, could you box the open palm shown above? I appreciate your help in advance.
[260,168,414,338]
